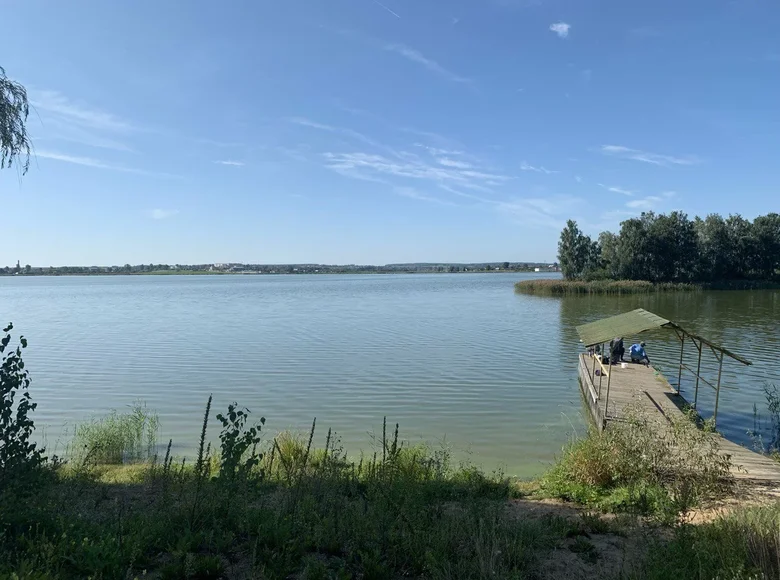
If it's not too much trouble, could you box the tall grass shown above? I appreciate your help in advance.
[69,401,159,464]
[637,503,780,579]
[2,400,574,579]
[514,278,700,295]
[514,278,780,295]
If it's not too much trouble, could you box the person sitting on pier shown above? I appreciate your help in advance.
[610,337,625,364]
[630,342,650,365]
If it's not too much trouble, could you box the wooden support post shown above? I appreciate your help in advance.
[693,339,703,409]
[600,342,610,399]
[676,332,685,395]
[598,342,604,396]
[604,358,613,424]
[713,351,724,427]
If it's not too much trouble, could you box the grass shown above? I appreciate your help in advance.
[633,503,780,579]
[4,399,780,579]
[68,401,159,465]
[0,409,570,579]
[514,278,780,295]
[514,278,701,295]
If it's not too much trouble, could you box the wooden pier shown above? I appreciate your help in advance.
[578,353,780,483]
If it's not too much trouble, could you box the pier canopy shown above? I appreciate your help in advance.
[575,308,751,366]
[576,308,670,349]
[575,308,751,425]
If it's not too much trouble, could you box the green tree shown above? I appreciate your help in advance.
[725,215,755,279]
[695,214,733,281]
[646,211,698,282]
[23,264,31,275]
[751,213,780,279]
[0,66,31,174]
[557,220,592,280]
[598,231,620,278]
[614,213,653,280]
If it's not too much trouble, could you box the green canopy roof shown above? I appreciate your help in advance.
[575,308,751,365]
[576,308,670,347]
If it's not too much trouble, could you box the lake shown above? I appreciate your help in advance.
[1,274,778,477]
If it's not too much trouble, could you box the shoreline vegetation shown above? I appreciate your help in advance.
[4,326,780,579]
[514,278,780,295]
[555,212,780,291]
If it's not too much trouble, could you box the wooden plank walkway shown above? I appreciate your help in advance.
[578,353,780,483]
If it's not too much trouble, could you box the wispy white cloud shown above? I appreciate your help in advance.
[321,151,507,191]
[35,150,178,178]
[373,0,400,18]
[29,89,141,153]
[574,175,583,183]
[385,44,472,83]
[597,183,635,196]
[600,145,700,166]
[31,90,136,133]
[520,161,557,174]
[150,209,179,220]
[414,144,465,157]
[499,195,582,228]
[438,157,473,169]
[214,160,244,166]
[198,138,244,148]
[661,190,677,198]
[35,150,117,170]
[626,195,663,209]
[451,16,460,25]
[549,22,571,38]
[289,117,385,150]
[394,187,457,206]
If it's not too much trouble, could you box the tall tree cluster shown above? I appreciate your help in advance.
[558,212,780,282]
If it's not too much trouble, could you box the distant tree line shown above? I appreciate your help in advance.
[0,262,556,276]
[558,212,780,283]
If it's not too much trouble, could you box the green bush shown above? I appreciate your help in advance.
[0,323,45,486]
[541,407,731,519]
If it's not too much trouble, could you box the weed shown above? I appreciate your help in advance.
[570,536,599,564]
[215,402,263,482]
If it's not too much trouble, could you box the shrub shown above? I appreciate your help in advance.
[215,402,263,482]
[0,323,45,485]
[541,406,731,519]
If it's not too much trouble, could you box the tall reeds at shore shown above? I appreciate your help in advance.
[514,278,700,295]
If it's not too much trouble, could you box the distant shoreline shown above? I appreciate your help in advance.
[1,267,560,277]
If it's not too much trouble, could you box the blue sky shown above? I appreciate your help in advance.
[2,0,779,266]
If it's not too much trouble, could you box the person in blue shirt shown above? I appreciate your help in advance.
[630,342,650,365]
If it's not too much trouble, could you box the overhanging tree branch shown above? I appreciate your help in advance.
[0,66,31,174]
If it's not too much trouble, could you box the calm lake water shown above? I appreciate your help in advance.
[1,274,778,477]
